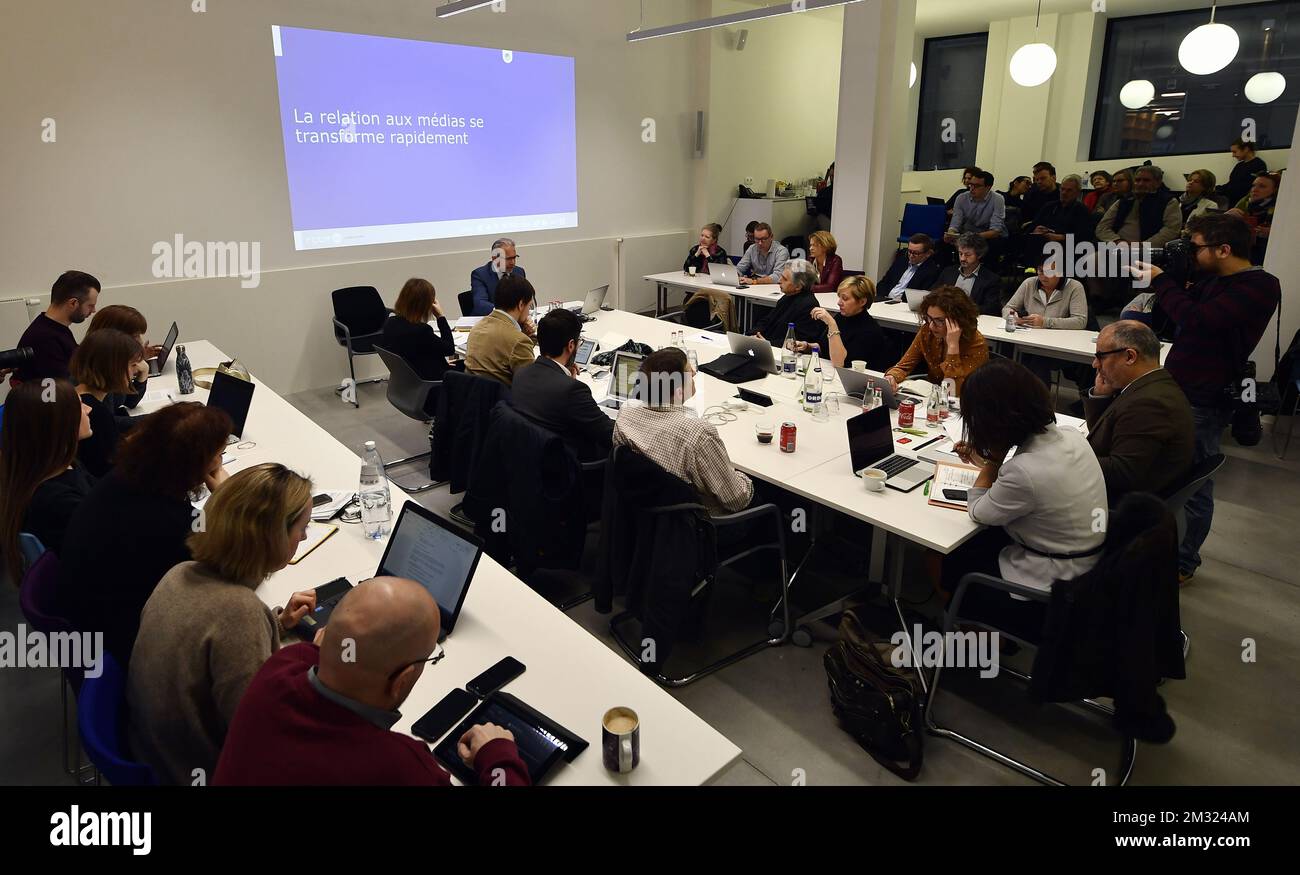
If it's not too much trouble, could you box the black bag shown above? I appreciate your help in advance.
[823,609,924,780]
[698,352,766,384]
[591,339,654,368]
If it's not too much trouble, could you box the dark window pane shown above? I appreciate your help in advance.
[1092,0,1299,160]
[915,33,988,171]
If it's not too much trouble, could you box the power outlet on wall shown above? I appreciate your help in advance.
[744,176,754,187]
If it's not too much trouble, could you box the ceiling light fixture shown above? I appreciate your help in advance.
[1008,1,1057,87]
[1120,79,1156,109]
[1245,23,1286,104]
[1178,3,1240,75]
[627,0,865,43]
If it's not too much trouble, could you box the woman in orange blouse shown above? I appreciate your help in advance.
[884,285,988,396]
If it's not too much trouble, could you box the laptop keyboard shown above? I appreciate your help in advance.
[877,455,918,478]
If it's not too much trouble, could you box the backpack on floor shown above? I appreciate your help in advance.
[823,609,924,780]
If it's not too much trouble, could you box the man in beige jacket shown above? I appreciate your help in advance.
[465,274,538,386]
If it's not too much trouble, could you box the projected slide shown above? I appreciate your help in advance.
[271,26,578,251]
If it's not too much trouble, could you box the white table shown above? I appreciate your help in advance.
[134,341,742,786]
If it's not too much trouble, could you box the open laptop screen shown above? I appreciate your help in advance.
[847,407,894,473]
[609,351,642,401]
[376,504,482,635]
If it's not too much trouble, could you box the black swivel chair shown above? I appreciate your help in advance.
[372,346,442,494]
[457,290,476,317]
[330,286,391,408]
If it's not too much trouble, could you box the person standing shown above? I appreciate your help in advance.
[1217,138,1267,206]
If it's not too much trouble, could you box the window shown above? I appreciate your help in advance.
[1092,0,1299,160]
[914,33,989,171]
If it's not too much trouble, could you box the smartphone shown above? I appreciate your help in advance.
[881,298,904,305]
[735,388,774,407]
[312,493,332,508]
[575,338,596,368]
[943,488,969,502]
[411,688,479,742]
[466,657,526,698]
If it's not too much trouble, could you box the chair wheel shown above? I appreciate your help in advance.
[792,627,813,648]
[767,620,787,639]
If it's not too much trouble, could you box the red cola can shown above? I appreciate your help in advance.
[898,399,916,428]
[780,421,797,453]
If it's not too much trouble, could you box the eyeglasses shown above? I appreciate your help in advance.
[922,315,949,326]
[1093,347,1132,359]
[388,643,445,680]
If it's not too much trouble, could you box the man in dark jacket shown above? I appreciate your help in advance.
[934,233,1003,316]
[879,233,944,302]
[1085,321,1193,502]
[1217,138,1268,206]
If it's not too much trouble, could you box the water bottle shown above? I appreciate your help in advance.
[359,441,392,540]
[781,323,797,378]
[926,384,942,429]
[805,356,826,420]
[1005,311,1017,333]
[176,345,194,395]
[938,380,951,421]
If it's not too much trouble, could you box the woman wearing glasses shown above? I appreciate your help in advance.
[127,463,318,784]
[884,285,988,397]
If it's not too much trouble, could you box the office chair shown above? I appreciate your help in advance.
[897,204,946,245]
[1159,454,1225,546]
[372,346,443,494]
[77,652,157,786]
[330,286,391,408]
[457,290,476,317]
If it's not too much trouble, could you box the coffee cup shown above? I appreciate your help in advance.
[755,421,774,444]
[851,360,868,373]
[688,266,697,276]
[862,468,887,492]
[602,706,640,773]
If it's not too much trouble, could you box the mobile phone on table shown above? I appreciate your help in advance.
[882,298,904,304]
[466,657,526,698]
[735,388,774,407]
[943,489,969,502]
[312,493,332,508]
[411,688,480,742]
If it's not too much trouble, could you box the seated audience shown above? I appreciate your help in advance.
[879,233,943,301]
[935,233,1002,316]
[808,231,844,293]
[468,238,525,317]
[1001,176,1032,209]
[14,270,100,385]
[1020,162,1060,226]
[59,402,233,664]
[742,220,760,252]
[465,275,538,387]
[215,577,530,786]
[380,278,456,415]
[682,222,729,274]
[752,260,824,347]
[1024,173,1094,263]
[87,305,158,423]
[944,167,979,218]
[1179,169,1219,226]
[804,276,890,371]
[613,348,753,514]
[736,222,789,285]
[1083,170,1112,213]
[127,463,318,785]
[885,285,989,397]
[1084,321,1194,502]
[1217,138,1267,206]
[511,308,613,462]
[0,380,93,583]
[1003,254,1089,385]
[1226,172,1279,264]
[945,170,1005,243]
[1096,164,1181,247]
[71,328,143,477]
[1092,167,1131,217]
[943,359,1107,628]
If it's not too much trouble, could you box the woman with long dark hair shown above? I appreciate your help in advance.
[71,327,143,476]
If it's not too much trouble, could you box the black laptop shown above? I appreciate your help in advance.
[296,502,484,642]
[847,406,933,492]
[146,322,179,377]
[207,370,255,444]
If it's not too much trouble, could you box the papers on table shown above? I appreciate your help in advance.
[140,389,177,405]
[454,316,483,331]
[596,332,630,353]
[689,332,728,348]
[928,461,982,511]
[311,491,356,521]
[290,522,338,565]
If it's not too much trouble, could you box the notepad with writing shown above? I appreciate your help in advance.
[927,461,982,511]
[289,522,338,564]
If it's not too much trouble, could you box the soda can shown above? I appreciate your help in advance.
[780,421,797,453]
[898,399,916,428]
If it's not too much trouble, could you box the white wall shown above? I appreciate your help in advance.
[2,0,702,394]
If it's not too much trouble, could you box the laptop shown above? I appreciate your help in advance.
[836,367,901,409]
[146,322,179,377]
[727,332,780,375]
[206,370,255,445]
[904,288,929,312]
[579,285,609,316]
[297,502,484,642]
[600,350,643,413]
[710,263,745,288]
[847,406,933,492]
[926,196,946,206]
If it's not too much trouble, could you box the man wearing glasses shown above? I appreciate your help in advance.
[215,577,530,786]
[468,237,526,316]
[879,233,943,302]
[944,170,1006,245]
[736,222,789,286]
[1084,320,1193,503]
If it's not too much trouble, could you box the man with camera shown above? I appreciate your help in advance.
[1133,213,1280,583]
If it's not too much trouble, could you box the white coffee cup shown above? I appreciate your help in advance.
[688,266,697,276]
[851,360,868,373]
[863,468,887,492]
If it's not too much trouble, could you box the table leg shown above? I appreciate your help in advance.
[656,282,668,318]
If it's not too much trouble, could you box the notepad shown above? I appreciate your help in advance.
[454,316,484,331]
[928,460,982,511]
[289,522,338,564]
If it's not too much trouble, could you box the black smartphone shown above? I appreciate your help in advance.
[943,488,969,502]
[312,493,332,508]
[466,657,526,698]
[735,388,774,407]
[881,298,904,304]
[411,688,480,742]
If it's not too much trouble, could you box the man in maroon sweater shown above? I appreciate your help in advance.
[215,577,529,786]
[1138,213,1280,582]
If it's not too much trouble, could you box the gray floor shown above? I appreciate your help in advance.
[6,379,1299,786]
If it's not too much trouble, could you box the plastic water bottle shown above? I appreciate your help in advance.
[359,441,392,540]
[805,356,826,421]
[176,345,194,395]
[938,380,951,421]
[926,384,942,429]
[781,323,797,378]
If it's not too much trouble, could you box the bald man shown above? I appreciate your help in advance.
[215,577,529,786]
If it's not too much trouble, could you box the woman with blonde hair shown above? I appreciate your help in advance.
[380,277,457,414]
[884,285,988,396]
[127,462,319,784]
[808,230,844,293]
[805,276,890,370]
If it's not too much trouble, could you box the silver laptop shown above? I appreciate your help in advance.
[836,368,902,409]
[848,407,933,492]
[710,263,745,288]
[727,332,779,375]
[904,288,929,312]
[600,350,643,414]
[581,285,609,315]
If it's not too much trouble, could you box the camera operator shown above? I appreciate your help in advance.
[1131,213,1280,583]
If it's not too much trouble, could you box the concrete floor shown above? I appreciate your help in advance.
[5,378,1298,786]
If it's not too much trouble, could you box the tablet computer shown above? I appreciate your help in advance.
[432,691,588,785]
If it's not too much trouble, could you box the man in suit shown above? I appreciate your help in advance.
[465,274,537,386]
[879,233,943,302]
[467,238,526,317]
[1084,320,1194,502]
[934,233,1003,316]
[511,308,613,462]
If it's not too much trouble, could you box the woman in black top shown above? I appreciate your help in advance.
[88,305,159,429]
[682,223,730,274]
[380,278,456,416]
[807,276,891,371]
[71,328,142,477]
[0,380,94,584]
[58,401,233,664]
